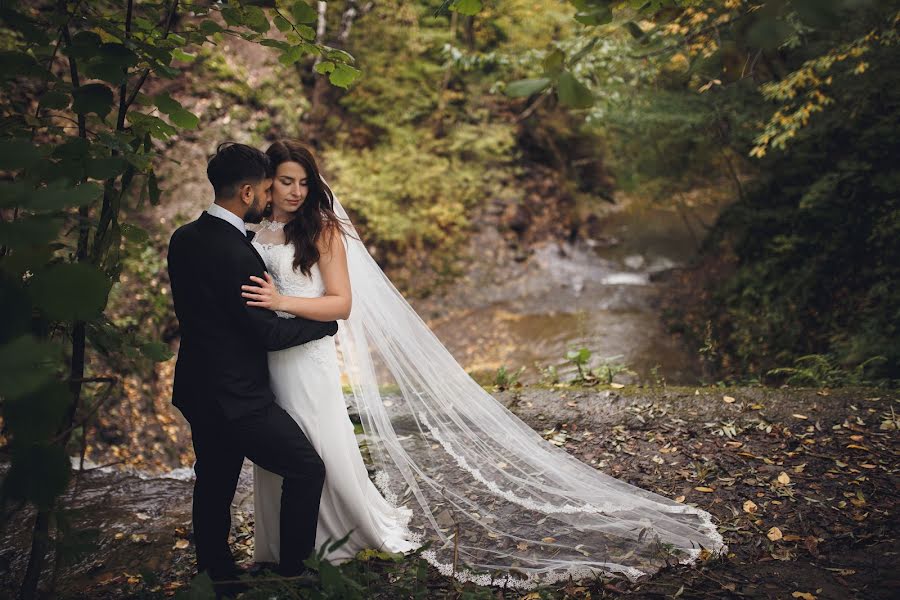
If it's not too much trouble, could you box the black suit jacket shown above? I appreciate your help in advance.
[167,211,338,420]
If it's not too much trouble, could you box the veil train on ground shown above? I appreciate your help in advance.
[324,176,726,588]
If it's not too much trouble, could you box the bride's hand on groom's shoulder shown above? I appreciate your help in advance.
[242,272,284,311]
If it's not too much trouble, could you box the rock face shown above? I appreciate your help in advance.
[1,386,896,599]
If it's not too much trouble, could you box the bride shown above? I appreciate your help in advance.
[242,139,726,588]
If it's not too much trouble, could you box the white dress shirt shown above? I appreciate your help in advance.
[205,202,247,236]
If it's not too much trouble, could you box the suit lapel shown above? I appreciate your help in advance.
[198,212,268,272]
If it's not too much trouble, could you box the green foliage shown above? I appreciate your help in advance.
[0,2,359,596]
[325,123,516,293]
[493,365,525,390]
[663,1,900,385]
[767,354,888,387]
[564,348,633,385]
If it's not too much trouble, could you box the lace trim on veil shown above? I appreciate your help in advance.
[322,174,727,589]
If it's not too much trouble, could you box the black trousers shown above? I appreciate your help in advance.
[179,399,325,577]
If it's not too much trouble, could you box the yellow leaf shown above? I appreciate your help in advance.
[541,537,557,544]
[675,495,686,503]
[792,414,808,420]
[750,403,764,410]
[694,486,715,493]
[723,395,736,403]
[846,444,870,451]
[777,472,791,485]
[173,539,189,550]
[767,526,783,541]
[743,500,758,513]
[792,592,817,600]
[610,382,625,389]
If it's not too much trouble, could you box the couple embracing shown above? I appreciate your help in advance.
[168,140,727,594]
[167,141,418,591]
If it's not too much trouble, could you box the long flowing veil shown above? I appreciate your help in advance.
[324,176,726,588]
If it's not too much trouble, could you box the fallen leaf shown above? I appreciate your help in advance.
[610,382,625,389]
[767,526,783,541]
[792,414,808,420]
[173,539,189,550]
[694,486,715,493]
[792,592,817,600]
[541,537,557,544]
[723,395,736,403]
[743,500,758,513]
[777,472,791,485]
[675,495,685,503]
[750,403,764,410]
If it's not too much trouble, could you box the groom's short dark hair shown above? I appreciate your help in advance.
[207,142,272,199]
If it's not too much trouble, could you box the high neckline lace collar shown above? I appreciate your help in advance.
[259,219,288,231]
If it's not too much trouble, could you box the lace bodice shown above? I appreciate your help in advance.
[250,221,326,315]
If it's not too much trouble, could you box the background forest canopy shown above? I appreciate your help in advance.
[0,0,899,597]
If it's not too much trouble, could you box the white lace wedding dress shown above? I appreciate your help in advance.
[250,220,421,563]
[248,185,726,589]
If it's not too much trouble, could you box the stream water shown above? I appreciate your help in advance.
[423,199,722,385]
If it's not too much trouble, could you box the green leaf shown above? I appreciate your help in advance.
[291,1,318,24]
[0,273,31,343]
[557,71,594,108]
[140,341,173,362]
[29,263,112,321]
[149,171,162,206]
[221,7,242,27]
[0,7,51,45]
[127,112,178,139]
[295,24,317,40]
[542,49,565,77]
[2,381,71,444]
[574,5,612,27]
[172,48,197,63]
[0,336,61,400]
[329,63,360,88]
[0,214,62,248]
[199,20,223,35]
[85,156,128,180]
[273,15,293,33]
[39,91,70,110]
[243,5,270,33]
[260,39,291,51]
[4,443,71,510]
[83,43,139,84]
[504,78,552,98]
[279,45,305,66]
[315,60,335,74]
[0,138,42,170]
[0,51,44,80]
[72,83,114,118]
[120,223,149,244]
[451,0,483,16]
[28,181,103,211]
[168,108,200,130]
[154,92,182,115]
[623,21,645,40]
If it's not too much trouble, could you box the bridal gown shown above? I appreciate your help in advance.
[251,231,421,564]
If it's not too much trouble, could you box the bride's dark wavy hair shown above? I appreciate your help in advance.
[265,140,351,277]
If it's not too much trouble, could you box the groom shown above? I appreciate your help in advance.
[167,142,335,587]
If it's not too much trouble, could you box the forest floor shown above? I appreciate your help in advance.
[1,384,897,599]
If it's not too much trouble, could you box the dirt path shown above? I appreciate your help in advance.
[1,385,896,599]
